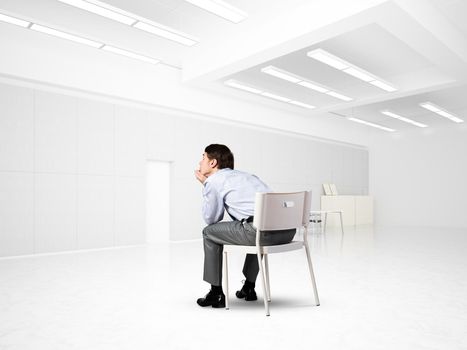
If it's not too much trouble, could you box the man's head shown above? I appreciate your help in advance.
[198,144,234,176]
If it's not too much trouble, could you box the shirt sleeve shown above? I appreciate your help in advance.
[202,181,225,225]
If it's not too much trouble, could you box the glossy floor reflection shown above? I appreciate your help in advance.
[1,226,466,350]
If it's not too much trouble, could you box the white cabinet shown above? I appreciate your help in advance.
[355,196,373,225]
[321,195,373,226]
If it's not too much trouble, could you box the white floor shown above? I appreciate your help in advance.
[1,226,466,350]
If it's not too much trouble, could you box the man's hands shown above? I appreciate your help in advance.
[194,170,207,184]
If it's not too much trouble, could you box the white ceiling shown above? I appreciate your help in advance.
[1,0,467,132]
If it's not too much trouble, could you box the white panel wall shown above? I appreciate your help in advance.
[35,173,76,253]
[77,175,114,249]
[35,91,77,173]
[0,84,34,172]
[0,173,34,256]
[369,125,467,228]
[0,81,369,257]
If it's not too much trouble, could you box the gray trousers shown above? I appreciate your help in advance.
[202,220,296,286]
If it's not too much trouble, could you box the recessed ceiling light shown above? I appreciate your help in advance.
[57,0,198,46]
[261,65,352,101]
[307,48,397,93]
[325,91,353,102]
[307,49,348,70]
[419,102,440,113]
[102,45,160,65]
[297,81,329,93]
[370,80,397,92]
[348,117,395,132]
[289,101,315,109]
[224,79,262,94]
[30,23,103,48]
[261,66,301,83]
[132,21,197,46]
[57,0,135,24]
[184,0,247,23]
[0,12,31,27]
[224,79,316,110]
[381,110,427,128]
[260,92,291,102]
[420,102,464,123]
[342,67,374,82]
[9,13,162,65]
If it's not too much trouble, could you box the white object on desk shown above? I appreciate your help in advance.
[322,183,332,195]
[310,210,344,234]
[329,183,338,195]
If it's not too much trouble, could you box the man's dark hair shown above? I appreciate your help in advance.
[205,144,234,169]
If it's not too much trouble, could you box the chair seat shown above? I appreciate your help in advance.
[224,240,304,254]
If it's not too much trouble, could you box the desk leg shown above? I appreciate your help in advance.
[339,212,344,235]
[323,212,328,234]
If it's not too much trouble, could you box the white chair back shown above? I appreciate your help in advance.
[253,191,309,231]
[223,190,319,316]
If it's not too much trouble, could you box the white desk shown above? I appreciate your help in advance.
[320,195,373,227]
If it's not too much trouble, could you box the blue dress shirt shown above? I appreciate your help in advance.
[202,168,271,225]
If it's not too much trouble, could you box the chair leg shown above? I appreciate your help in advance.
[304,244,320,306]
[264,254,271,302]
[223,251,229,310]
[257,251,270,316]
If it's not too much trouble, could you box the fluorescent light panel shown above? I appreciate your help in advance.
[261,66,301,83]
[370,80,397,92]
[343,66,374,82]
[381,110,427,128]
[57,0,198,46]
[57,0,135,24]
[348,117,395,132]
[224,79,262,94]
[307,49,348,70]
[102,45,159,64]
[224,79,315,109]
[184,0,247,23]
[419,102,440,113]
[30,23,103,48]
[298,81,328,93]
[307,48,397,92]
[261,65,352,101]
[6,13,161,65]
[326,91,352,101]
[260,92,291,102]
[289,101,315,109]
[420,102,464,123]
[0,12,31,27]
[132,21,197,46]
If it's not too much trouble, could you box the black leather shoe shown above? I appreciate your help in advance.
[197,290,226,308]
[236,285,257,301]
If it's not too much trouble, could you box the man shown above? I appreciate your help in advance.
[194,144,296,308]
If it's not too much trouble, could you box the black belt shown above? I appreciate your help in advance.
[243,216,254,223]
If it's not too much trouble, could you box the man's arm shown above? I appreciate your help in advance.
[201,180,224,225]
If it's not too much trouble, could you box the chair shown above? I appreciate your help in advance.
[222,191,320,316]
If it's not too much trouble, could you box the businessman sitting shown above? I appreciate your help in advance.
[194,144,296,308]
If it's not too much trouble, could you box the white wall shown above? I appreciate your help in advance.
[369,124,467,228]
[0,80,369,257]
